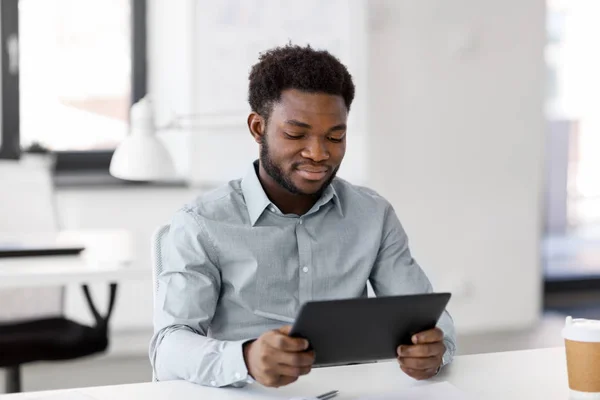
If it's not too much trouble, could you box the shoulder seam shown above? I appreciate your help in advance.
[198,185,239,207]
[180,206,221,267]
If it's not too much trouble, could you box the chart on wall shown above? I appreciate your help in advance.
[194,0,356,114]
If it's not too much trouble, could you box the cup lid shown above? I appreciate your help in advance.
[562,316,600,342]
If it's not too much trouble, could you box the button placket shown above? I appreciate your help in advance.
[295,219,312,304]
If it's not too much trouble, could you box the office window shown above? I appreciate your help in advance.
[546,0,600,228]
[0,0,146,170]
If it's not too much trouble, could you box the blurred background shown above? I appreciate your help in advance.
[0,0,599,393]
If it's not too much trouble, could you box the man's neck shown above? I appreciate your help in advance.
[257,165,319,216]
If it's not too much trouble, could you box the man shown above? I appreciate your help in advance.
[150,44,456,388]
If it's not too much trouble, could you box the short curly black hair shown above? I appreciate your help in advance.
[248,44,355,121]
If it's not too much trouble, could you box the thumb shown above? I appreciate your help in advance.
[277,325,310,350]
[278,325,293,335]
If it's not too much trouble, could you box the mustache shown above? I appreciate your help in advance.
[292,162,331,170]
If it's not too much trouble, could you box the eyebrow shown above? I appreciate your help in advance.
[284,119,347,133]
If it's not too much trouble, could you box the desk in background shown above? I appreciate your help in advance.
[0,230,149,393]
[0,230,147,288]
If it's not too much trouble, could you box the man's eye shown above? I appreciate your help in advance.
[284,132,304,140]
[328,136,345,143]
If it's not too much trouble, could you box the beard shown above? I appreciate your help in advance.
[260,134,339,197]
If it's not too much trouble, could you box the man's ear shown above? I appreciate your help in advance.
[247,112,265,144]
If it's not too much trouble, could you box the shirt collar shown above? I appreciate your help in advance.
[241,162,272,226]
[241,161,344,226]
[315,181,344,218]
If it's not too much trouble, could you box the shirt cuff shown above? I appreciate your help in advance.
[210,339,254,387]
[440,338,456,369]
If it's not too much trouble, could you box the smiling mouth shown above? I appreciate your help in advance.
[295,168,329,181]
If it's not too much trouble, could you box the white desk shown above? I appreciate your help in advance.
[0,230,147,288]
[2,347,570,399]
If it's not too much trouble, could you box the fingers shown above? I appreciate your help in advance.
[400,365,439,381]
[265,329,309,352]
[278,325,293,335]
[275,350,316,368]
[397,342,446,358]
[245,328,315,389]
[398,355,442,371]
[261,374,298,388]
[258,351,313,387]
[395,328,444,380]
[277,376,299,387]
[397,340,444,379]
[276,363,313,378]
[411,328,444,344]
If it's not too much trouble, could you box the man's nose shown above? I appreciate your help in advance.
[301,137,330,162]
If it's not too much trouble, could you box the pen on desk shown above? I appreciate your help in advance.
[317,390,339,400]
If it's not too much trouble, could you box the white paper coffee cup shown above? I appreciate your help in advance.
[562,316,600,399]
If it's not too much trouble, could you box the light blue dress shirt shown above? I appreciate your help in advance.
[150,162,456,387]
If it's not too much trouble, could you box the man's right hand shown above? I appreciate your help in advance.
[243,325,315,388]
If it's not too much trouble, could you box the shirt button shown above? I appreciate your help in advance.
[210,380,217,387]
[302,266,309,273]
[235,372,241,380]
[298,219,303,224]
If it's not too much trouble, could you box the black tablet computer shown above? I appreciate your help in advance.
[289,292,451,367]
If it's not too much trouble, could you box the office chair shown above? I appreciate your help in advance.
[150,224,170,382]
[0,158,117,393]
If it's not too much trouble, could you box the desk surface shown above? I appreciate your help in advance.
[3,347,569,399]
[0,230,147,288]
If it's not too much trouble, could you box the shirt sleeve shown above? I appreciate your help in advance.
[368,203,456,369]
[149,208,253,387]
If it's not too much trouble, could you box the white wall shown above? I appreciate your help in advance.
[367,0,545,333]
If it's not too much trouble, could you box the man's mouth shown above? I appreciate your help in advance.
[295,167,329,181]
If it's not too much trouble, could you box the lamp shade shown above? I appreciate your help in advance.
[109,134,176,181]
[109,96,177,181]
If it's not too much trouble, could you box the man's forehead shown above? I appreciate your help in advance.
[274,89,347,120]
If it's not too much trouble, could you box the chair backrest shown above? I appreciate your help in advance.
[0,156,64,322]
[151,224,170,309]
[150,224,169,382]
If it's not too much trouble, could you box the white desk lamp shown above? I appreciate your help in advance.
[109,96,176,181]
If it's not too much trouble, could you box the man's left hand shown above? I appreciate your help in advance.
[396,327,445,380]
